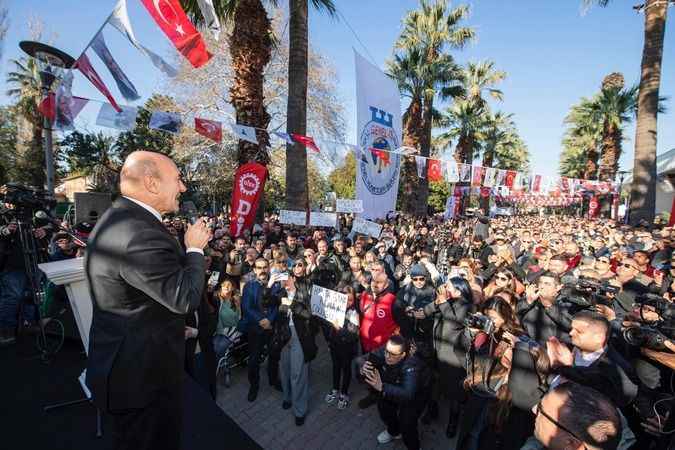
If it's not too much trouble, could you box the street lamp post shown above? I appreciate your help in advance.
[18,41,75,196]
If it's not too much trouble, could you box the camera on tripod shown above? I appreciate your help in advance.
[0,183,56,221]
[464,313,495,335]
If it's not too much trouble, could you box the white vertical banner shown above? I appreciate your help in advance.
[354,51,402,219]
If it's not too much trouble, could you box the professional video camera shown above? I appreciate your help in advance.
[0,183,56,220]
[622,326,670,352]
[464,313,495,335]
[565,275,619,309]
[634,293,675,322]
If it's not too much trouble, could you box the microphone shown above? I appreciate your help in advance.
[180,202,199,225]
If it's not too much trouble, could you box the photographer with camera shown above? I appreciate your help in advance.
[419,276,474,438]
[456,297,550,450]
[517,272,573,344]
[358,335,431,450]
[0,207,50,346]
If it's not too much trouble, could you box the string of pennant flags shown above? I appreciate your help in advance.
[41,0,616,204]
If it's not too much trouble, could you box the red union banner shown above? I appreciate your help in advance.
[229,162,267,237]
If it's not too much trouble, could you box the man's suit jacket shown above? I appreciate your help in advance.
[85,197,205,411]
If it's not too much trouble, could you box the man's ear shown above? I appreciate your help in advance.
[144,174,160,195]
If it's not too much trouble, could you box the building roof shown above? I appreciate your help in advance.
[623,147,675,185]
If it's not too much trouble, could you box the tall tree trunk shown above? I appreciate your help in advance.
[400,97,424,215]
[415,96,433,216]
[584,145,599,180]
[599,122,621,182]
[285,0,309,211]
[230,0,272,166]
[629,0,668,224]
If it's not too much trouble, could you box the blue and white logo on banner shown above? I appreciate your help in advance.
[359,107,401,196]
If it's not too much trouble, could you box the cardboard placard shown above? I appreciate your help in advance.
[336,199,364,213]
[310,285,348,328]
[351,217,382,238]
[279,209,307,226]
[309,212,337,228]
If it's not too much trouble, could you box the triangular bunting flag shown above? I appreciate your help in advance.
[109,0,178,77]
[196,0,221,41]
[74,53,121,112]
[274,131,295,145]
[291,133,320,153]
[90,31,140,101]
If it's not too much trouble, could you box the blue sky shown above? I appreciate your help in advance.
[1,0,673,178]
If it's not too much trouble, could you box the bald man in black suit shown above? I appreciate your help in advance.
[85,151,211,450]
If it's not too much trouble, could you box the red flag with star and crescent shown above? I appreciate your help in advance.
[140,0,212,68]
[194,117,222,142]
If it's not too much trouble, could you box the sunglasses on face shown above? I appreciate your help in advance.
[620,263,638,270]
[533,401,587,449]
[496,275,511,281]
[411,276,426,282]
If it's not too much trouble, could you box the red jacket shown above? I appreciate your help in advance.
[359,290,397,353]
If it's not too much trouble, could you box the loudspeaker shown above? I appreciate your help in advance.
[74,192,112,224]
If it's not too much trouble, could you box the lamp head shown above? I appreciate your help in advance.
[19,41,75,91]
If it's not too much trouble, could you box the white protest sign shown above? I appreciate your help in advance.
[310,285,348,328]
[351,217,382,238]
[309,212,337,228]
[336,199,364,213]
[279,209,306,226]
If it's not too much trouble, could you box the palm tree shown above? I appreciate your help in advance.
[389,0,474,215]
[438,98,487,166]
[6,56,46,188]
[594,82,637,181]
[562,97,602,180]
[181,0,274,165]
[585,0,671,223]
[285,0,336,211]
[463,60,506,108]
[480,111,514,168]
[559,144,587,179]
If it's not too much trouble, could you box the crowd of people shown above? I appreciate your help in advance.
[3,203,675,450]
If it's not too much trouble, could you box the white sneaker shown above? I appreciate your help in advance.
[337,394,350,410]
[377,430,402,444]
[325,389,338,405]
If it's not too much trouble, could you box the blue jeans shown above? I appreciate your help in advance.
[0,270,28,328]
[212,334,234,360]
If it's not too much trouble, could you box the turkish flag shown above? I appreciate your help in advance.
[291,133,321,153]
[194,117,222,142]
[505,170,517,188]
[140,0,212,68]
[74,54,121,112]
[230,162,268,237]
[427,159,443,182]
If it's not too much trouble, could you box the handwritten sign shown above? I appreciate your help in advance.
[279,209,306,226]
[309,212,337,228]
[351,217,382,238]
[336,199,364,213]
[310,285,348,327]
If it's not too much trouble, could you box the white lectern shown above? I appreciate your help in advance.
[38,257,91,353]
[38,257,101,437]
